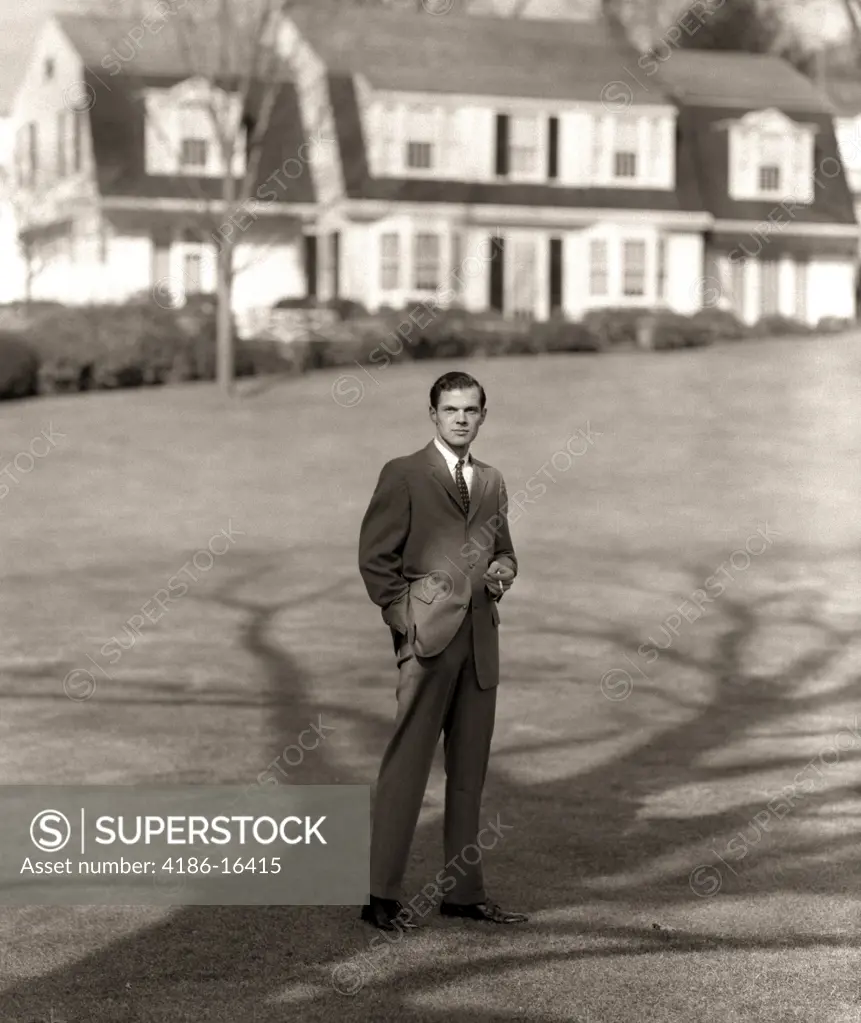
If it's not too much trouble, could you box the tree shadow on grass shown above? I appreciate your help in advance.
[1,547,860,1022]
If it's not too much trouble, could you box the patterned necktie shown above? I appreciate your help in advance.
[455,458,470,515]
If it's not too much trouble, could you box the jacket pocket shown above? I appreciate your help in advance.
[411,572,452,604]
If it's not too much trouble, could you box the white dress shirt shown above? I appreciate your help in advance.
[434,436,473,494]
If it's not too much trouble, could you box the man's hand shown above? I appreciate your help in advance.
[483,560,515,600]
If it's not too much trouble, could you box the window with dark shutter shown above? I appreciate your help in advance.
[304,234,318,299]
[549,237,563,313]
[489,236,504,311]
[495,114,509,177]
[548,116,559,180]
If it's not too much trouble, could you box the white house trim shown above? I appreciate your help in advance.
[100,196,316,219]
[371,91,674,118]
[712,219,858,237]
[343,199,713,229]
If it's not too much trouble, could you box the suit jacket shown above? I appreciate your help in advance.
[358,439,517,689]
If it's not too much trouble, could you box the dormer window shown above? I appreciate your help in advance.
[589,112,672,188]
[509,115,540,176]
[144,77,245,178]
[728,109,815,203]
[404,106,437,172]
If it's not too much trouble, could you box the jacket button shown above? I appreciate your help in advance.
[461,603,468,610]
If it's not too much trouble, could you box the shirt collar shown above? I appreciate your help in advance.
[434,436,471,471]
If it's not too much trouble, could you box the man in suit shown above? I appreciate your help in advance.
[358,370,528,931]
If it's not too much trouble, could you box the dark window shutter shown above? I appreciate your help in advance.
[495,114,509,177]
[489,236,504,312]
[549,237,563,314]
[331,231,341,300]
[304,234,318,299]
[548,116,559,180]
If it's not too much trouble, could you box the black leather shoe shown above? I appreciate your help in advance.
[360,895,419,931]
[440,900,529,924]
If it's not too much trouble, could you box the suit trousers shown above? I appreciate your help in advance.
[369,609,497,903]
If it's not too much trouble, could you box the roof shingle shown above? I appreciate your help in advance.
[654,50,833,113]
[288,5,670,105]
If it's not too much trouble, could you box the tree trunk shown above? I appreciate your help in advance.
[216,242,234,394]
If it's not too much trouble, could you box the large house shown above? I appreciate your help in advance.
[278,5,712,320]
[5,5,859,328]
[0,114,27,303]
[8,13,315,320]
[277,5,857,325]
[655,51,858,326]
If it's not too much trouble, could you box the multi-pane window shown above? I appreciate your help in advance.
[404,106,437,172]
[760,259,780,316]
[380,232,399,291]
[450,231,464,296]
[613,117,639,181]
[614,151,637,178]
[758,164,781,192]
[758,132,784,193]
[510,237,537,320]
[176,102,211,173]
[731,120,811,202]
[414,233,440,289]
[406,142,433,169]
[589,239,609,296]
[183,251,204,293]
[509,115,540,177]
[622,240,646,297]
[180,137,208,169]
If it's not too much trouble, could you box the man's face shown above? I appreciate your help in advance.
[430,387,486,451]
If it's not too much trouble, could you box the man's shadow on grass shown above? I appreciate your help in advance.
[1,547,861,1022]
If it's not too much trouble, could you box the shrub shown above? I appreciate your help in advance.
[751,314,812,337]
[649,312,713,350]
[581,308,642,347]
[581,308,712,350]
[816,316,855,334]
[531,318,603,353]
[326,298,368,320]
[235,338,307,377]
[689,307,750,341]
[0,333,39,400]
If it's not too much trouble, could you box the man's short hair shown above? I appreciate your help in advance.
[429,371,486,410]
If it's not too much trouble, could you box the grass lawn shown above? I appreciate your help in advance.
[1,336,861,1022]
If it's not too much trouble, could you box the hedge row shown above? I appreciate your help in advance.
[0,298,304,400]
[0,299,854,401]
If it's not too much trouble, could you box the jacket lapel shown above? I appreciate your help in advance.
[466,463,488,527]
[426,441,464,514]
